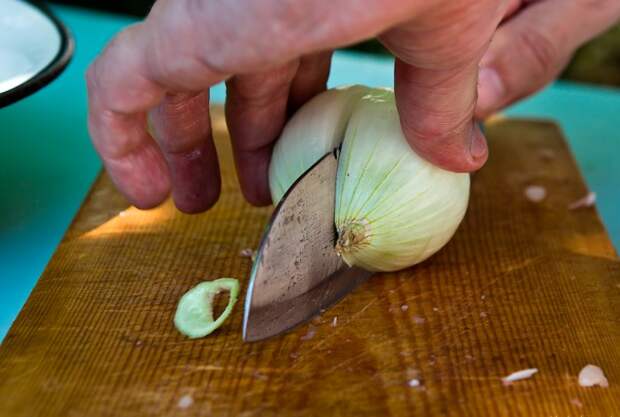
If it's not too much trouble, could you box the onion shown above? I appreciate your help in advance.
[269,86,469,272]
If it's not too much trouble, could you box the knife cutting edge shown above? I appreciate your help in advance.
[242,150,373,342]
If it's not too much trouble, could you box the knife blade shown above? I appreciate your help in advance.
[242,151,373,342]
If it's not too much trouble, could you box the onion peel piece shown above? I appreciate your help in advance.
[502,368,538,385]
[578,364,609,388]
[524,185,546,203]
[568,192,596,210]
[174,278,240,338]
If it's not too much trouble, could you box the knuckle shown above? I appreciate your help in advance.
[191,0,302,71]
[384,0,495,69]
[152,94,211,153]
[146,2,225,86]
[87,25,163,113]
[146,15,190,80]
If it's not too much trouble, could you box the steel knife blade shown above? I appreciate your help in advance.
[242,151,373,342]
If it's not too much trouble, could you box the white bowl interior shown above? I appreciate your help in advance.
[0,0,61,93]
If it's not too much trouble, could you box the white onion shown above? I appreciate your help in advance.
[269,86,470,272]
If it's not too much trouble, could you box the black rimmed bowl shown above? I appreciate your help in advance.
[0,0,74,107]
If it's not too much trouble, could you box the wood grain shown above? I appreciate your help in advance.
[1,111,619,417]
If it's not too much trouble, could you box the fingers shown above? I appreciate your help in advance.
[393,59,487,172]
[226,52,331,205]
[87,24,164,115]
[88,105,171,210]
[180,0,424,72]
[225,62,300,206]
[87,0,435,210]
[476,0,620,118]
[87,19,223,212]
[87,24,171,209]
[94,0,526,209]
[378,0,506,172]
[149,92,221,213]
[288,51,333,113]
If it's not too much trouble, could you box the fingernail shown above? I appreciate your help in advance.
[469,123,488,161]
[477,67,504,114]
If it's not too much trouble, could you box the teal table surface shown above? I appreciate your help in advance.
[1,5,619,340]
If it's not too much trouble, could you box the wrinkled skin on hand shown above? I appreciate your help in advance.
[87,0,620,213]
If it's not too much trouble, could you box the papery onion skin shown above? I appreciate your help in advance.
[269,86,470,272]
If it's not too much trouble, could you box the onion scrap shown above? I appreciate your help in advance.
[174,278,240,339]
[578,364,609,388]
[408,378,421,388]
[524,185,546,203]
[502,368,538,385]
[177,395,194,409]
[568,192,596,210]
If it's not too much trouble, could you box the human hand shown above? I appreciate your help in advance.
[86,0,618,214]
[476,0,620,118]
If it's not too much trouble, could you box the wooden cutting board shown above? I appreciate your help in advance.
[1,110,619,417]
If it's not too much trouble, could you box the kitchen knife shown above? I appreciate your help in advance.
[242,150,373,342]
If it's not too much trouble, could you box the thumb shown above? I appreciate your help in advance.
[394,58,488,172]
[476,0,620,119]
